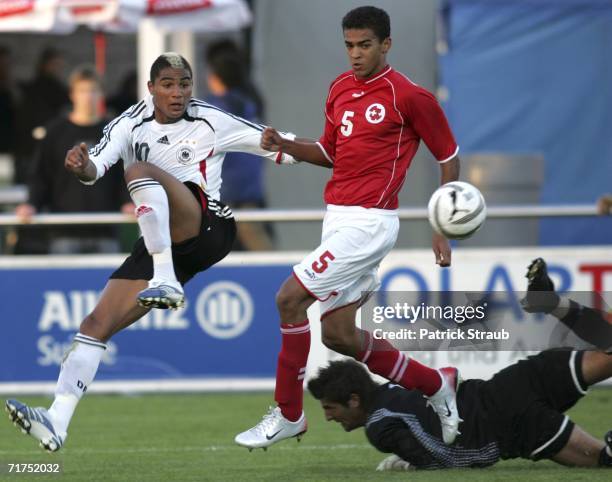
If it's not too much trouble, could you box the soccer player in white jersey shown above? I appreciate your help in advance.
[5,52,297,452]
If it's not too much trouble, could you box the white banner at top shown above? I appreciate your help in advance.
[0,0,59,31]
[0,0,251,33]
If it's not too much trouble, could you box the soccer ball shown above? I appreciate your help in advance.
[428,181,486,240]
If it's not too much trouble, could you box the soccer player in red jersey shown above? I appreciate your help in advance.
[236,6,462,449]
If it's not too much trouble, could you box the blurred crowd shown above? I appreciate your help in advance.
[1,39,608,257]
[0,40,273,255]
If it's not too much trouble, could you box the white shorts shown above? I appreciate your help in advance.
[293,204,399,318]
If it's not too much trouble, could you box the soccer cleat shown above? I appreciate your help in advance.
[520,258,559,313]
[137,279,185,310]
[234,406,307,450]
[5,400,65,453]
[375,454,412,472]
[599,430,612,466]
[426,367,462,445]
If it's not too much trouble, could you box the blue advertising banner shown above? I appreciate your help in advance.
[2,248,610,389]
[0,258,294,383]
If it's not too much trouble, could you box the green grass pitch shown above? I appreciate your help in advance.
[0,388,610,481]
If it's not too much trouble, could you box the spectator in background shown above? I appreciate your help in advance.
[107,70,138,116]
[13,47,70,184]
[0,46,16,154]
[597,194,612,215]
[205,39,273,251]
[15,66,133,254]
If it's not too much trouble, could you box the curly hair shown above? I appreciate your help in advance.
[307,360,379,410]
[341,6,390,42]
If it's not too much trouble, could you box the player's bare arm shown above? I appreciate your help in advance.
[432,155,460,267]
[65,142,98,183]
[261,127,332,168]
[440,155,460,185]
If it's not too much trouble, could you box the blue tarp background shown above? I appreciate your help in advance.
[439,0,612,244]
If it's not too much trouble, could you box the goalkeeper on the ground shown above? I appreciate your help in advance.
[308,259,612,470]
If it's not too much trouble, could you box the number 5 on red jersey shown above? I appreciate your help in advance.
[312,251,336,273]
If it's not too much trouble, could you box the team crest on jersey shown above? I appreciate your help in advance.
[365,103,385,124]
[177,145,196,164]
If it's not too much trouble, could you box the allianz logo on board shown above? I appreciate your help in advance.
[36,281,254,340]
[195,281,254,339]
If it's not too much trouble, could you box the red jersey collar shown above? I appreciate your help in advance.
[352,65,393,84]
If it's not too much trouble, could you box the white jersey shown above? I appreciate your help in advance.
[87,95,296,199]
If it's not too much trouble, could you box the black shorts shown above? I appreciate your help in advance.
[110,182,237,285]
[481,349,588,461]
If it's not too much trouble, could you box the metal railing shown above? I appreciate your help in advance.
[0,204,600,225]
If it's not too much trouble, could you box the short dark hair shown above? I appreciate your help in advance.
[150,52,192,82]
[206,39,247,89]
[342,6,390,42]
[68,65,102,90]
[37,47,63,73]
[308,360,380,409]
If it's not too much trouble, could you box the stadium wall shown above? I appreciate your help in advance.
[0,246,610,394]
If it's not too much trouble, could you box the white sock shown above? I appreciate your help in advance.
[127,178,177,283]
[152,247,176,282]
[48,333,106,436]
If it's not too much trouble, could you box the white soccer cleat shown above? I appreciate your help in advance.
[426,367,462,445]
[137,279,184,310]
[375,454,413,472]
[5,399,65,453]
[234,406,307,450]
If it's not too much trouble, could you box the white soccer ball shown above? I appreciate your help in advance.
[428,181,486,240]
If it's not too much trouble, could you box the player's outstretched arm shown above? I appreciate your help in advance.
[65,142,98,183]
[261,127,332,168]
[432,156,460,267]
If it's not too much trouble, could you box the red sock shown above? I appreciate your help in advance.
[358,331,441,396]
[274,320,310,422]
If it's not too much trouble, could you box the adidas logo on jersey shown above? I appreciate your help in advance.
[157,135,170,145]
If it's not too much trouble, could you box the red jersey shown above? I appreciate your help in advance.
[317,66,458,210]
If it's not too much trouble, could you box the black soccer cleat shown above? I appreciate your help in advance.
[521,258,559,314]
[599,430,612,466]
[525,258,555,292]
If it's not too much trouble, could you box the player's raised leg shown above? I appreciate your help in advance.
[320,303,461,445]
[521,258,612,352]
[234,276,313,450]
[124,162,201,309]
[5,279,149,452]
[551,351,612,467]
